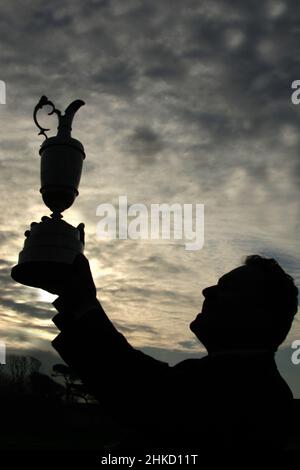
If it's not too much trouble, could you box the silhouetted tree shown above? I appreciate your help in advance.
[7,355,28,392]
[3,355,52,396]
[0,364,10,395]
[52,363,94,403]
[28,356,41,376]
[30,371,65,399]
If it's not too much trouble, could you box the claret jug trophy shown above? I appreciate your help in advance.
[11,96,86,288]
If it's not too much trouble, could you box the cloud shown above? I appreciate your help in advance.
[126,126,164,160]
[92,61,137,97]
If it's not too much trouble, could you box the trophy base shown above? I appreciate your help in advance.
[11,261,73,289]
[11,217,84,288]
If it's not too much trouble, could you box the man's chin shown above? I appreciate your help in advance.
[189,319,199,336]
[190,312,204,331]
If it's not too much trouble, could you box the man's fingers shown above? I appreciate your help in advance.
[25,221,38,237]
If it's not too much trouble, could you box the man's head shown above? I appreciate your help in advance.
[190,255,298,353]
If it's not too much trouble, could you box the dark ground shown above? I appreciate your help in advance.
[0,396,299,464]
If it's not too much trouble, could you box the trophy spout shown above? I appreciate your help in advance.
[57,100,85,139]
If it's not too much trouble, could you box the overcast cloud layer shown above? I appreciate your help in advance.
[0,0,300,394]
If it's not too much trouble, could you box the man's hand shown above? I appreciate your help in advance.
[59,250,97,302]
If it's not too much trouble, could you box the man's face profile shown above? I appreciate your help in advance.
[189,265,265,352]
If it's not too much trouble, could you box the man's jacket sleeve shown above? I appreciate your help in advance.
[51,298,171,426]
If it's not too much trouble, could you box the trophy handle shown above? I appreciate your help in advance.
[33,96,85,139]
[33,96,61,139]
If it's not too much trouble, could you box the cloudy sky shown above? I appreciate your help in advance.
[0,0,299,394]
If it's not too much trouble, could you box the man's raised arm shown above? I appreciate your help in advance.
[50,254,170,426]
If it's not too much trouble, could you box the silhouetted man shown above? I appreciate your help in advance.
[36,241,298,453]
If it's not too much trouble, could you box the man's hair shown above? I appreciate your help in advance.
[244,254,298,348]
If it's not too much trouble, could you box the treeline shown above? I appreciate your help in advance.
[0,355,96,404]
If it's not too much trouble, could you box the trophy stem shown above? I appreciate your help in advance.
[51,212,63,219]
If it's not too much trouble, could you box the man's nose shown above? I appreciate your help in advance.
[202,285,218,298]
